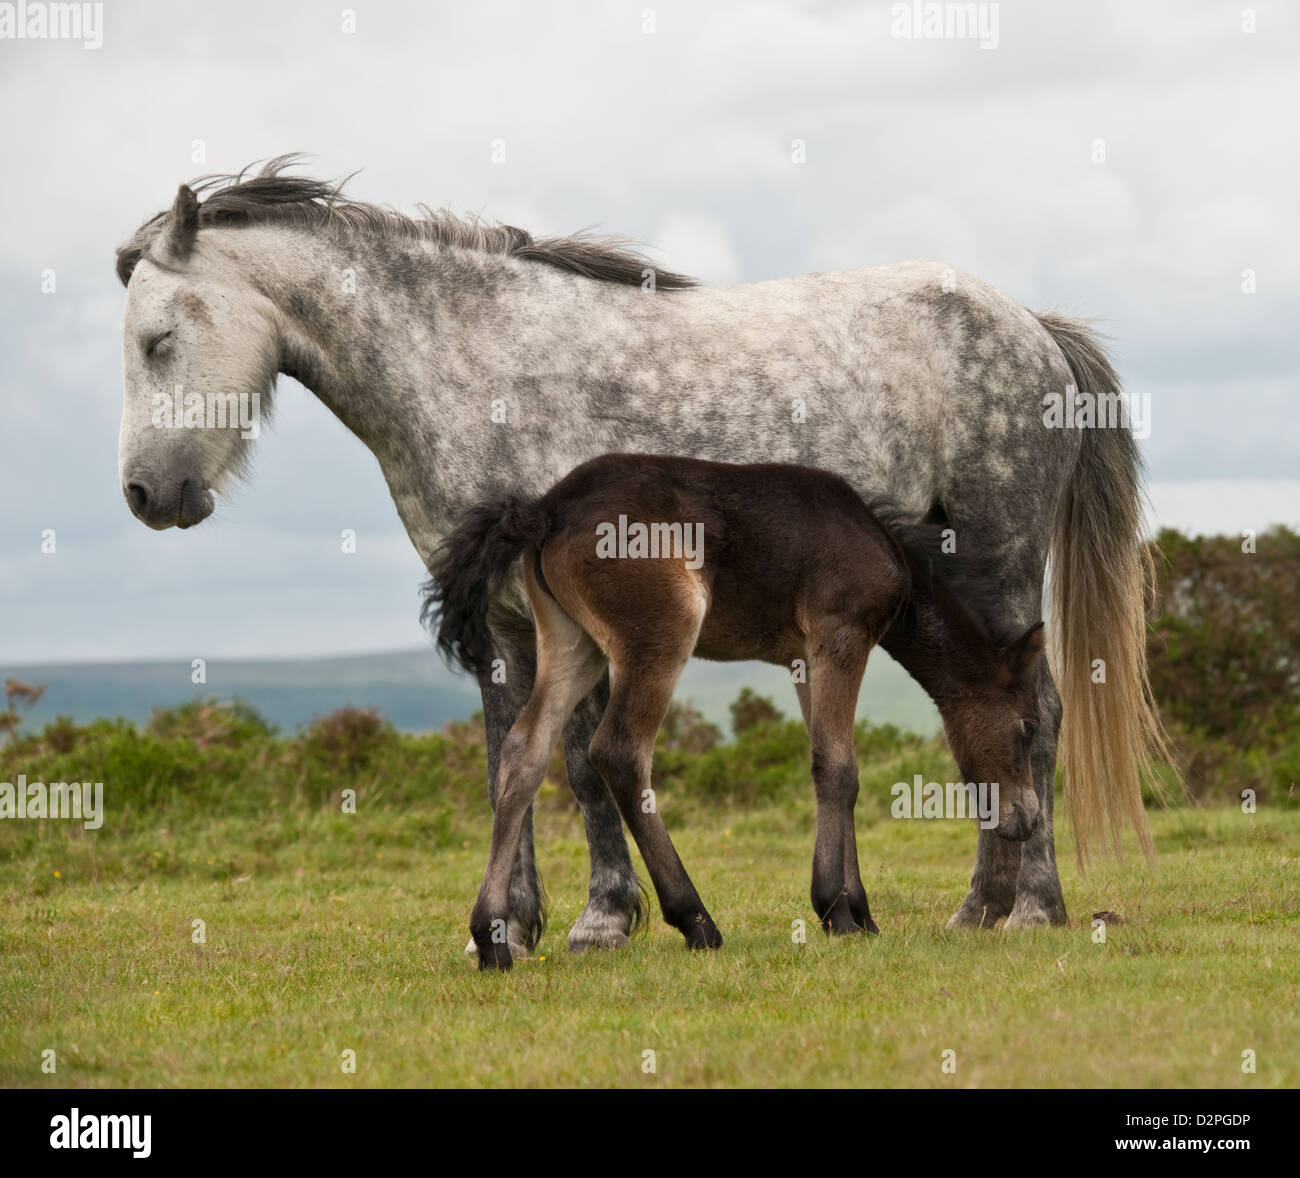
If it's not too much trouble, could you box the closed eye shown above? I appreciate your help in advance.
[144,330,173,357]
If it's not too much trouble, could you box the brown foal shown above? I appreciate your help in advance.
[428,454,1047,970]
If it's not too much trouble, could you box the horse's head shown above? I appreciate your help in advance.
[939,621,1046,842]
[117,185,279,529]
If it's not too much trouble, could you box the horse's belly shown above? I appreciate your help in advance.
[693,601,802,666]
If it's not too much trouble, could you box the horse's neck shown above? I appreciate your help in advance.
[257,228,649,419]
[238,226,654,559]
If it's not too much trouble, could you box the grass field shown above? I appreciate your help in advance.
[2,780,1296,1088]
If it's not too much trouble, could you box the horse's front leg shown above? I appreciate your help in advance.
[1004,666,1068,927]
[561,672,648,952]
[948,628,1068,930]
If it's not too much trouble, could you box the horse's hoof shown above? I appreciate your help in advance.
[1004,903,1063,929]
[566,905,633,953]
[945,900,1009,930]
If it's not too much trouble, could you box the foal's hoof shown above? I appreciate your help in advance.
[470,933,515,972]
[820,896,878,935]
[822,915,878,936]
[682,916,723,951]
[464,925,530,963]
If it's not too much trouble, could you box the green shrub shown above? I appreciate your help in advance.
[294,705,396,774]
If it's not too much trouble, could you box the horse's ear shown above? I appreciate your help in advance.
[163,185,201,261]
[1003,621,1046,679]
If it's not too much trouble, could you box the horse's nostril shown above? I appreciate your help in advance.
[126,482,151,515]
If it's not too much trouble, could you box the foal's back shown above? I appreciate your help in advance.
[536,454,908,664]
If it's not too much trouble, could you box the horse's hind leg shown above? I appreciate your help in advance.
[807,635,876,934]
[470,582,607,970]
[561,673,649,953]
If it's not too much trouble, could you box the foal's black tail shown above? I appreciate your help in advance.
[421,496,553,676]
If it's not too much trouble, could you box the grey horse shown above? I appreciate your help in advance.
[115,157,1169,956]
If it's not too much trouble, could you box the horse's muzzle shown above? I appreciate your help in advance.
[124,476,214,530]
[996,800,1042,842]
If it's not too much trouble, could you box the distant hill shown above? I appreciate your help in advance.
[3,647,939,737]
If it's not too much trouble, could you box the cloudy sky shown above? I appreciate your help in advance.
[1,0,1296,666]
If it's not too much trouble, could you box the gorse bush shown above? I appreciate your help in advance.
[2,678,1287,840]
[1,696,964,828]
[659,700,723,754]
[148,697,277,746]
[729,688,783,736]
[297,705,395,774]
[1147,525,1300,801]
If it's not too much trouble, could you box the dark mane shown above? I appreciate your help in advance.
[115,153,699,290]
[865,499,1014,650]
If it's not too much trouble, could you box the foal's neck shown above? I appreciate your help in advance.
[879,574,986,705]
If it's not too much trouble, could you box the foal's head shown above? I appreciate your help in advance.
[878,514,1048,842]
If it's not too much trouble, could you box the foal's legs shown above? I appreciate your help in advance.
[589,649,722,951]
[470,586,607,970]
[561,673,649,952]
[469,618,644,960]
[806,635,876,934]
[796,674,874,933]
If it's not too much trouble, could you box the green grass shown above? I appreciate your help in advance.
[2,790,1296,1088]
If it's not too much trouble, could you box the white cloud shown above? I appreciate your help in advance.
[1,0,1296,662]
[652,210,743,285]
[1148,481,1300,538]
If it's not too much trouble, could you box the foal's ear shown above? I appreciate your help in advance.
[1002,621,1046,678]
[163,185,201,261]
